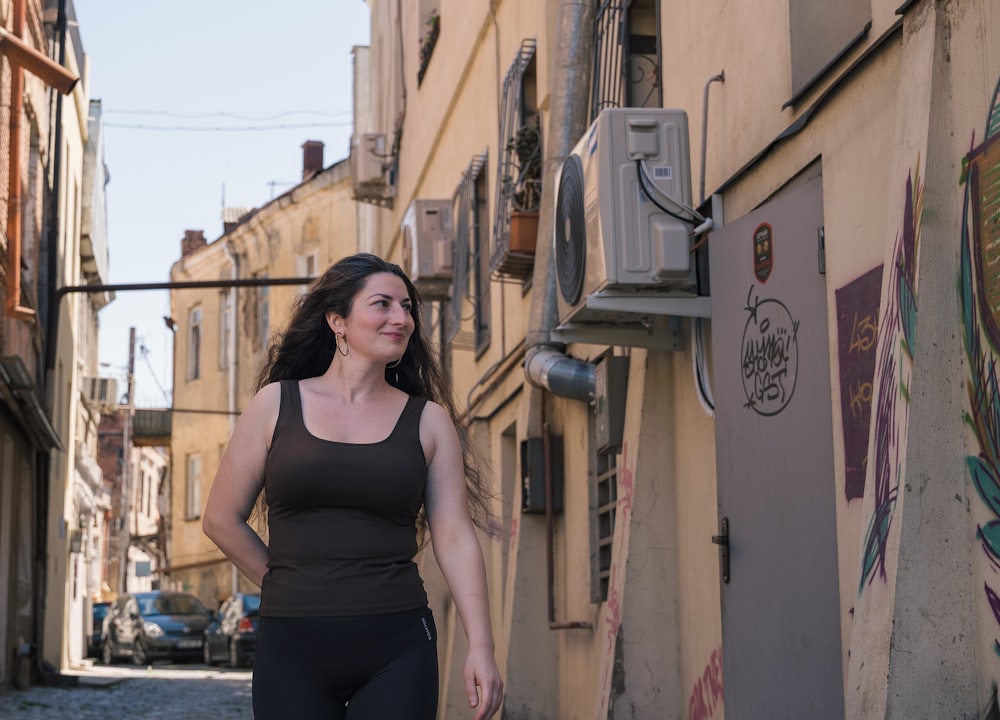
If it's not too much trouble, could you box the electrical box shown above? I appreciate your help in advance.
[595,355,629,454]
[521,436,564,514]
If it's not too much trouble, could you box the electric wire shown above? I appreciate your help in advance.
[104,121,351,132]
[634,159,703,226]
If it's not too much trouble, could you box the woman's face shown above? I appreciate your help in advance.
[332,271,414,363]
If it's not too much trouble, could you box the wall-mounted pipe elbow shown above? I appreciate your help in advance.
[525,346,595,403]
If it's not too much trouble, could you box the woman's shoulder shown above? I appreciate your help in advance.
[243,381,283,418]
[417,398,456,434]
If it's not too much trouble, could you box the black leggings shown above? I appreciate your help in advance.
[252,607,439,720]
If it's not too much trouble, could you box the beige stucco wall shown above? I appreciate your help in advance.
[168,162,358,607]
[353,0,1000,717]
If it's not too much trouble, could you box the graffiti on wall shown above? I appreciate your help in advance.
[835,266,884,501]
[688,646,724,720]
[858,166,922,594]
[741,286,800,416]
[961,77,1000,655]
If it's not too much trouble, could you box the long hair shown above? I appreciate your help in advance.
[254,253,493,533]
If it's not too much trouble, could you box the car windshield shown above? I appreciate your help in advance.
[141,594,208,616]
[243,595,261,614]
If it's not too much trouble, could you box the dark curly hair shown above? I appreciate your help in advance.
[254,252,493,534]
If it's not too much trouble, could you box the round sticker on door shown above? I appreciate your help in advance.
[753,222,773,283]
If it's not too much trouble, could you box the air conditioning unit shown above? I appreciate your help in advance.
[554,108,705,331]
[401,199,454,300]
[82,376,118,410]
[350,133,396,206]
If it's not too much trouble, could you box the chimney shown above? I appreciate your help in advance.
[181,229,206,257]
[302,140,324,180]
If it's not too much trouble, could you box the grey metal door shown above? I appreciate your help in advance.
[709,175,844,719]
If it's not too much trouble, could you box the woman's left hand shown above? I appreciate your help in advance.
[465,645,504,719]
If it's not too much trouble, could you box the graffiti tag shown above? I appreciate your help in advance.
[688,646,724,720]
[741,286,800,415]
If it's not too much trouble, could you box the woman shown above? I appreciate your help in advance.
[202,253,503,719]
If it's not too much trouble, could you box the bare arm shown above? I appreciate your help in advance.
[422,401,503,719]
[202,382,280,587]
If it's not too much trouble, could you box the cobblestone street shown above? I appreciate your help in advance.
[0,662,253,719]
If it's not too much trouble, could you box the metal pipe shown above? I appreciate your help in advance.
[3,0,78,320]
[5,0,30,319]
[54,275,318,303]
[699,71,725,205]
[525,346,595,402]
[523,0,598,415]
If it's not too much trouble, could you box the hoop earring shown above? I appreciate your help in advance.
[335,333,349,357]
[386,357,402,369]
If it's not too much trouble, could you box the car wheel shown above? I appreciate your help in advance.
[229,638,246,669]
[133,640,148,666]
[101,639,114,665]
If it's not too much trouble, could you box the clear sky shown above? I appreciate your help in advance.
[74,1,371,407]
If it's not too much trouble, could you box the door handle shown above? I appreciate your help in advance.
[712,516,730,584]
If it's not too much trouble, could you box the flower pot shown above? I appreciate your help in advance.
[509,211,539,254]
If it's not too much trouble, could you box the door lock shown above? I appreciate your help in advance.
[712,516,730,584]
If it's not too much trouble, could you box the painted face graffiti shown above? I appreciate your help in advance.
[741,286,800,416]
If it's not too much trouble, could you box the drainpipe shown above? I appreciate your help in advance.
[222,240,239,595]
[5,0,31,319]
[3,0,77,319]
[523,0,597,423]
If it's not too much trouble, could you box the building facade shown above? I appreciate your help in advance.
[350,0,1000,718]
[167,145,358,607]
[0,0,99,688]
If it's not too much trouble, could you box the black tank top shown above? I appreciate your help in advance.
[259,379,429,616]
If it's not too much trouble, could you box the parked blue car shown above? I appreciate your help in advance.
[203,593,260,668]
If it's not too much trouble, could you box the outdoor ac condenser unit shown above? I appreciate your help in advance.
[82,376,118,409]
[401,198,454,300]
[350,133,396,204]
[553,107,700,328]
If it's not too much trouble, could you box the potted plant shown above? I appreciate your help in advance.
[504,119,542,254]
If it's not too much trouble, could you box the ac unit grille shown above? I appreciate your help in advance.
[556,155,586,306]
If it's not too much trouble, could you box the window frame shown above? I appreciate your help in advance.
[187,306,202,381]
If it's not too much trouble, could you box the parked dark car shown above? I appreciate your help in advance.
[101,591,212,665]
[203,593,260,668]
[86,601,111,658]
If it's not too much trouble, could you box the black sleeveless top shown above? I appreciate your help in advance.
[259,379,429,616]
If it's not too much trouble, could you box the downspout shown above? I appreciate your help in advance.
[222,240,239,595]
[523,0,597,418]
[5,0,31,319]
[524,0,596,633]
[2,0,77,319]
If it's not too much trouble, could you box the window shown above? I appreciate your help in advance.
[591,418,618,603]
[491,39,539,280]
[447,153,490,355]
[590,0,661,122]
[185,453,201,520]
[219,291,232,370]
[253,273,270,349]
[787,0,871,104]
[417,2,440,86]
[473,170,490,355]
[296,252,318,297]
[187,306,202,381]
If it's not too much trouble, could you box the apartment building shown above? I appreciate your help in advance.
[349,0,1000,717]
[167,144,358,606]
[0,0,103,685]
